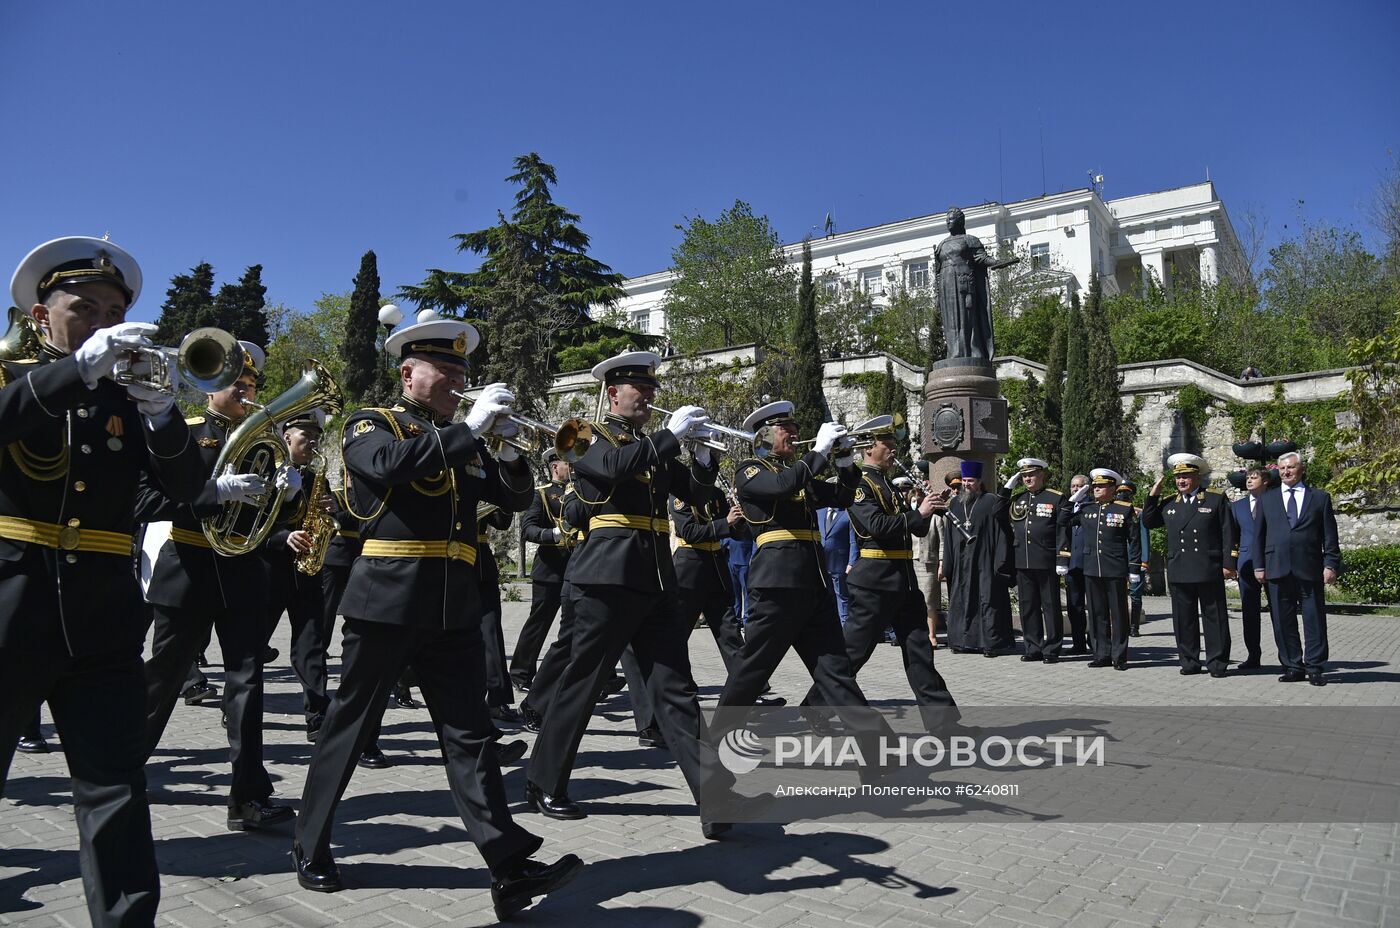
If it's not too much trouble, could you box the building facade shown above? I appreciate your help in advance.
[613,181,1247,335]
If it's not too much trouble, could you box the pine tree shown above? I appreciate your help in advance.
[1082,272,1136,474]
[478,230,554,415]
[785,240,828,436]
[154,263,215,346]
[1042,309,1067,477]
[208,264,269,347]
[342,250,382,405]
[1060,290,1094,483]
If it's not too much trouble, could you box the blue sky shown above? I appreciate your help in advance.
[3,1,1397,326]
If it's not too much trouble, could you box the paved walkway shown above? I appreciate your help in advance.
[3,597,1397,927]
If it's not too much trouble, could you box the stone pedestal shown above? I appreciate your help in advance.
[921,358,1009,487]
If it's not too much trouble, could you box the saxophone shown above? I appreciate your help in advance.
[294,449,339,575]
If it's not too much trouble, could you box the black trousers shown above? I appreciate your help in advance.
[479,579,513,708]
[510,580,562,688]
[1169,578,1232,673]
[1085,575,1130,665]
[295,618,541,877]
[266,569,331,725]
[1065,569,1088,648]
[800,583,958,729]
[1237,564,1263,661]
[634,585,745,733]
[1267,575,1329,673]
[1017,568,1063,658]
[1,643,160,928]
[718,586,892,753]
[526,584,728,800]
[521,582,577,720]
[319,562,352,657]
[144,603,272,807]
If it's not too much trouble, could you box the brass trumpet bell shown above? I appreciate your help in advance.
[114,326,244,395]
[1,306,43,361]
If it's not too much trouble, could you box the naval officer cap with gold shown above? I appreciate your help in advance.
[11,235,142,309]
[385,310,480,367]
[591,350,661,387]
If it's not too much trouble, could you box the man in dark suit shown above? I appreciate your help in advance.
[816,501,852,623]
[1231,466,1269,669]
[1253,452,1341,686]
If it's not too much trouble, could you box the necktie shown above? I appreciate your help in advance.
[1286,488,1298,526]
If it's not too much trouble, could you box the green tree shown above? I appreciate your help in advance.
[206,264,269,347]
[1083,273,1136,474]
[868,282,942,370]
[1060,290,1093,482]
[342,250,383,406]
[476,231,555,415]
[815,278,871,358]
[1332,307,1400,512]
[262,295,349,401]
[784,240,827,435]
[1041,311,1067,477]
[661,199,797,352]
[153,262,215,346]
[993,293,1063,364]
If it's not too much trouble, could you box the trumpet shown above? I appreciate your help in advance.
[448,391,593,463]
[646,404,758,454]
[794,411,909,454]
[113,326,245,395]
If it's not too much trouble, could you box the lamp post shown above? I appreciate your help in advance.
[376,303,403,400]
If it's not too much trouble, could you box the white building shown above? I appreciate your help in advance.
[614,181,1247,335]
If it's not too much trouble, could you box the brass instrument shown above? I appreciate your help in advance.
[1,306,44,361]
[113,326,244,395]
[202,359,344,556]
[293,445,339,575]
[646,404,758,454]
[794,411,909,454]
[449,390,593,463]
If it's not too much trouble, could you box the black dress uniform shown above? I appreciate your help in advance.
[1001,485,1070,659]
[801,464,957,727]
[519,488,586,724]
[319,486,361,655]
[0,346,205,928]
[718,448,892,752]
[1142,486,1237,674]
[1058,495,1141,667]
[511,479,577,690]
[477,504,516,709]
[526,414,731,807]
[138,407,281,825]
[294,394,542,878]
[260,461,331,738]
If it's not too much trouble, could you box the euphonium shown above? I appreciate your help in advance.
[202,358,344,556]
[1,306,43,362]
[294,447,339,576]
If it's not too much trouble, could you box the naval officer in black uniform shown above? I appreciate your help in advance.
[1000,457,1070,663]
[510,449,578,692]
[1058,468,1142,670]
[290,313,579,919]
[1142,455,1237,677]
[1,235,207,927]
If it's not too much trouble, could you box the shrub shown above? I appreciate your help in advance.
[1337,545,1400,603]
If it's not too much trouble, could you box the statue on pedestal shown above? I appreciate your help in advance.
[935,207,1020,362]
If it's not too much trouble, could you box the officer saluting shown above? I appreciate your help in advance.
[1,236,207,927]
[292,313,580,920]
[1000,457,1070,663]
[1058,468,1141,670]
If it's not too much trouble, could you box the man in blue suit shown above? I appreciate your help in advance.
[816,500,852,624]
[1231,466,1269,669]
[1252,452,1342,686]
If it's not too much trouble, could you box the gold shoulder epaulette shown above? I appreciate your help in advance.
[1112,500,1134,508]
[1047,488,1063,495]
[184,416,205,426]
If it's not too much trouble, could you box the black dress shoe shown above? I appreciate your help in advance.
[15,734,49,754]
[1179,667,1203,676]
[702,791,775,839]
[182,682,220,706]
[755,692,787,707]
[637,727,668,749]
[228,798,294,832]
[701,821,732,840]
[1238,657,1261,670]
[291,842,343,893]
[1114,662,1128,671]
[595,675,626,701]
[1278,670,1307,683]
[391,683,419,709]
[496,739,528,765]
[491,705,523,726]
[1020,653,1041,662]
[800,708,839,737]
[520,705,543,733]
[1209,670,1227,678]
[1087,658,1112,668]
[1308,672,1327,687]
[524,782,586,820]
[491,854,584,920]
[983,649,997,658]
[357,746,392,769]
[1070,644,1091,655]
[512,680,531,695]
[1043,655,1059,664]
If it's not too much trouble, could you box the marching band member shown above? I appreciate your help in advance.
[510,449,577,693]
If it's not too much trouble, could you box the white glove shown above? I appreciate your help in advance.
[73,322,158,388]
[1056,566,1069,577]
[665,405,709,440]
[1070,485,1090,504]
[1129,573,1142,584]
[465,382,515,434]
[813,422,847,457]
[127,381,176,418]
[496,443,519,463]
[693,441,713,467]
[552,527,562,542]
[274,464,303,496]
[1004,472,1023,490]
[216,472,269,504]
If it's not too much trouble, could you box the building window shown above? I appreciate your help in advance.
[905,260,930,289]
[819,274,840,297]
[860,266,883,294]
[1096,247,1105,276]
[629,310,650,334]
[1030,242,1050,271]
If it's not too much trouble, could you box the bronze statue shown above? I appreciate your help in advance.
[935,207,1020,362]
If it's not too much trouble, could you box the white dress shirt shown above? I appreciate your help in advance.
[1281,482,1307,520]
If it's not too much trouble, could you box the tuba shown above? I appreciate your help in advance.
[202,359,343,556]
[1,306,44,362]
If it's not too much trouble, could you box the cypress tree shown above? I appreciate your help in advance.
[342,250,382,405]
[154,263,215,346]
[208,264,269,347]
[1060,289,1094,483]
[785,240,828,435]
[1042,308,1067,477]
[1082,272,1136,474]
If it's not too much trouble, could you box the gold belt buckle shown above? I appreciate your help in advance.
[446,540,461,559]
[58,525,81,550]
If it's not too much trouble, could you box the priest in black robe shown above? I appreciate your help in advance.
[940,460,1015,655]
